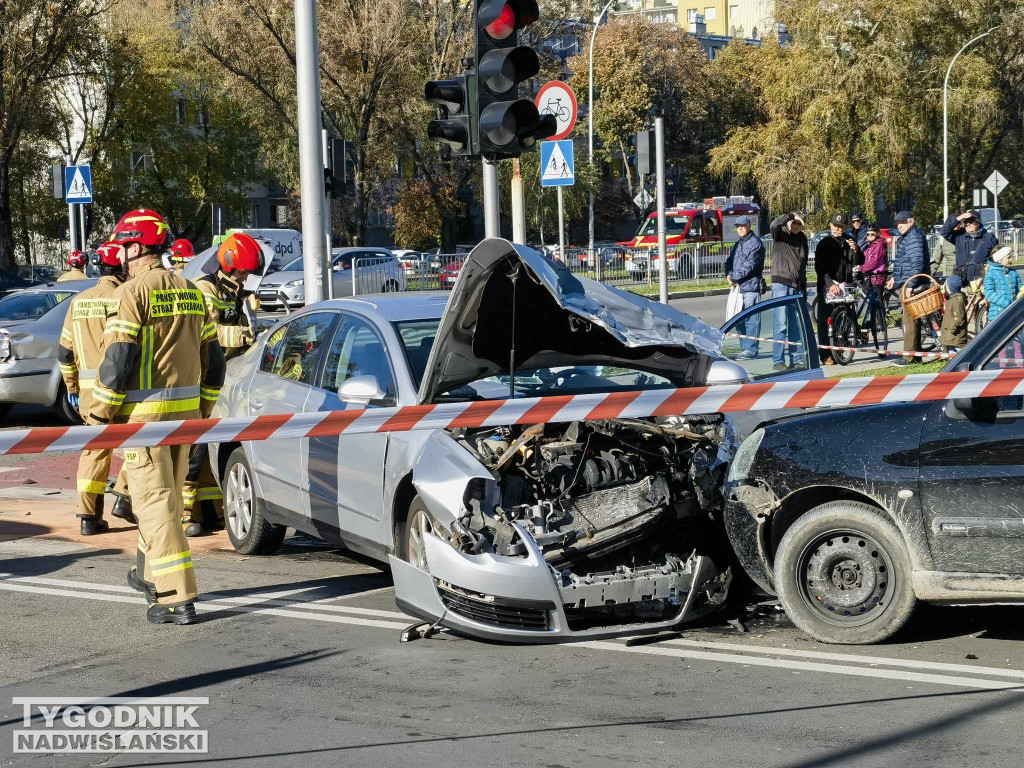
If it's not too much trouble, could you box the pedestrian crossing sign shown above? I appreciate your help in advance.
[540,140,574,187]
[64,165,93,204]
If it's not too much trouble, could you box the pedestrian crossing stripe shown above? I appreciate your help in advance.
[540,140,574,187]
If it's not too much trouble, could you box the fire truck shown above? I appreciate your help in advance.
[618,196,762,280]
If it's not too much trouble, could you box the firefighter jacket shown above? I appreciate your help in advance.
[90,260,226,424]
[57,268,88,282]
[57,275,124,415]
[195,273,255,360]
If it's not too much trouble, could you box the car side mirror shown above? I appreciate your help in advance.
[338,375,389,406]
[951,396,996,421]
[706,359,750,386]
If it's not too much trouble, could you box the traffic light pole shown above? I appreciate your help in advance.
[482,157,500,238]
[65,155,76,252]
[511,159,525,243]
[655,117,668,305]
[295,0,326,306]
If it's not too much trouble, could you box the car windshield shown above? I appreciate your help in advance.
[280,256,304,272]
[393,319,440,388]
[0,291,69,321]
[637,215,688,237]
[443,365,676,400]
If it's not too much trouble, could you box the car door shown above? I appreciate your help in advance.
[303,313,398,551]
[247,311,339,519]
[718,294,823,438]
[919,320,1024,574]
[330,252,355,297]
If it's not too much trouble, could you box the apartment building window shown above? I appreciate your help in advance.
[687,8,698,21]
[703,6,716,20]
[130,151,152,173]
[176,100,187,124]
[729,4,738,17]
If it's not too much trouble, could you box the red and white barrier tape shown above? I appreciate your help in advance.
[2,368,1024,456]
[725,333,958,361]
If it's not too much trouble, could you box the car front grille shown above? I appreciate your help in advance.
[436,581,551,631]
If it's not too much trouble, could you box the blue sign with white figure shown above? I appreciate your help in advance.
[539,140,574,187]
[64,165,93,204]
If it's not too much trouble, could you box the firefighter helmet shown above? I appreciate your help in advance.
[111,208,171,248]
[92,242,124,269]
[217,233,264,274]
[169,238,195,264]
[68,250,87,269]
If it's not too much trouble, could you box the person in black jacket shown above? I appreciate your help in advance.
[815,214,864,364]
[769,211,809,370]
[939,209,999,283]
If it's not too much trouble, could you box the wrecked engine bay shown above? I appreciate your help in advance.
[442,416,734,631]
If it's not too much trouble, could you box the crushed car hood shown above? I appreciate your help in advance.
[417,239,722,404]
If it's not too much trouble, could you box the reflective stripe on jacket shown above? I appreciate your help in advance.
[196,274,253,360]
[57,275,123,415]
[91,260,226,423]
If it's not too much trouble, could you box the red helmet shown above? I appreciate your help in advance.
[217,233,264,274]
[93,242,124,269]
[111,208,170,248]
[68,250,87,269]
[169,238,195,264]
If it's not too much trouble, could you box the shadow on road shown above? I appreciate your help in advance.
[98,687,1017,766]
[0,548,121,577]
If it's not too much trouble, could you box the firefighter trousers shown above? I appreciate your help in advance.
[183,444,223,525]
[126,444,197,606]
[76,454,130,519]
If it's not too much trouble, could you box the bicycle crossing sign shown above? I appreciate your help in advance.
[64,165,93,204]
[540,140,574,187]
[535,81,577,141]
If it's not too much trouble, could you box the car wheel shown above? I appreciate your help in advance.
[774,501,916,644]
[54,382,81,425]
[223,447,285,555]
[399,494,436,570]
[383,279,400,293]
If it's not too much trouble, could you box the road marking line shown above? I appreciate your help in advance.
[579,641,1024,692]
[0,580,410,630]
[0,574,409,619]
[662,638,1024,680]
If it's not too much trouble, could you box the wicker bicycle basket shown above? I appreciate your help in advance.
[901,273,944,320]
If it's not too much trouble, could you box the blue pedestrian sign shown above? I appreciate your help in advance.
[64,165,93,204]
[540,140,574,187]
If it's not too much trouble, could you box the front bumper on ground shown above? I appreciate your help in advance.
[0,358,60,406]
[391,523,725,643]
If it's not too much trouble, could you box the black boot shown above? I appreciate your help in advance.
[126,567,157,604]
[184,521,207,537]
[79,515,109,536]
[110,493,136,524]
[147,602,197,625]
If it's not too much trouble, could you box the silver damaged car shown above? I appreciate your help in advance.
[210,239,821,642]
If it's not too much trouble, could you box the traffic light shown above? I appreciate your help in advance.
[630,130,655,175]
[425,76,474,156]
[475,0,555,157]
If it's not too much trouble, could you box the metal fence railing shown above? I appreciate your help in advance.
[350,256,406,296]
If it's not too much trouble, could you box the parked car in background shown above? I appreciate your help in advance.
[257,248,406,310]
[394,250,432,277]
[0,269,43,296]
[17,265,61,283]
[438,258,463,287]
[0,283,90,423]
[725,296,1024,645]
[209,239,822,643]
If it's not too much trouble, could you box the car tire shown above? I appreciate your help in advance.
[54,382,82,425]
[223,447,286,555]
[774,501,916,645]
[383,279,400,293]
[398,494,436,571]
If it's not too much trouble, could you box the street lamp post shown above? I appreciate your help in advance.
[588,0,616,269]
[943,27,995,220]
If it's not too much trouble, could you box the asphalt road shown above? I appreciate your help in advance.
[2,476,1024,767]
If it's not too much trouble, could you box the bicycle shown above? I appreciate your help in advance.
[542,98,570,123]
[823,278,888,365]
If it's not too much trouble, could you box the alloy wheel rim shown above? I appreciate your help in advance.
[407,509,433,570]
[225,463,253,540]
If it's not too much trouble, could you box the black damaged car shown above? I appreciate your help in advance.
[724,297,1024,644]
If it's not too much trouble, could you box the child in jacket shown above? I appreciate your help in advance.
[939,275,968,352]
[983,247,1022,323]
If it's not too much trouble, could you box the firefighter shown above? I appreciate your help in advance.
[58,250,88,282]
[165,238,195,276]
[57,243,138,535]
[181,232,263,537]
[90,208,225,625]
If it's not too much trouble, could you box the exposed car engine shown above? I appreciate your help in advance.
[445,417,733,630]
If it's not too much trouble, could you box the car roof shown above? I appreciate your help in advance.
[4,281,94,294]
[312,292,449,321]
